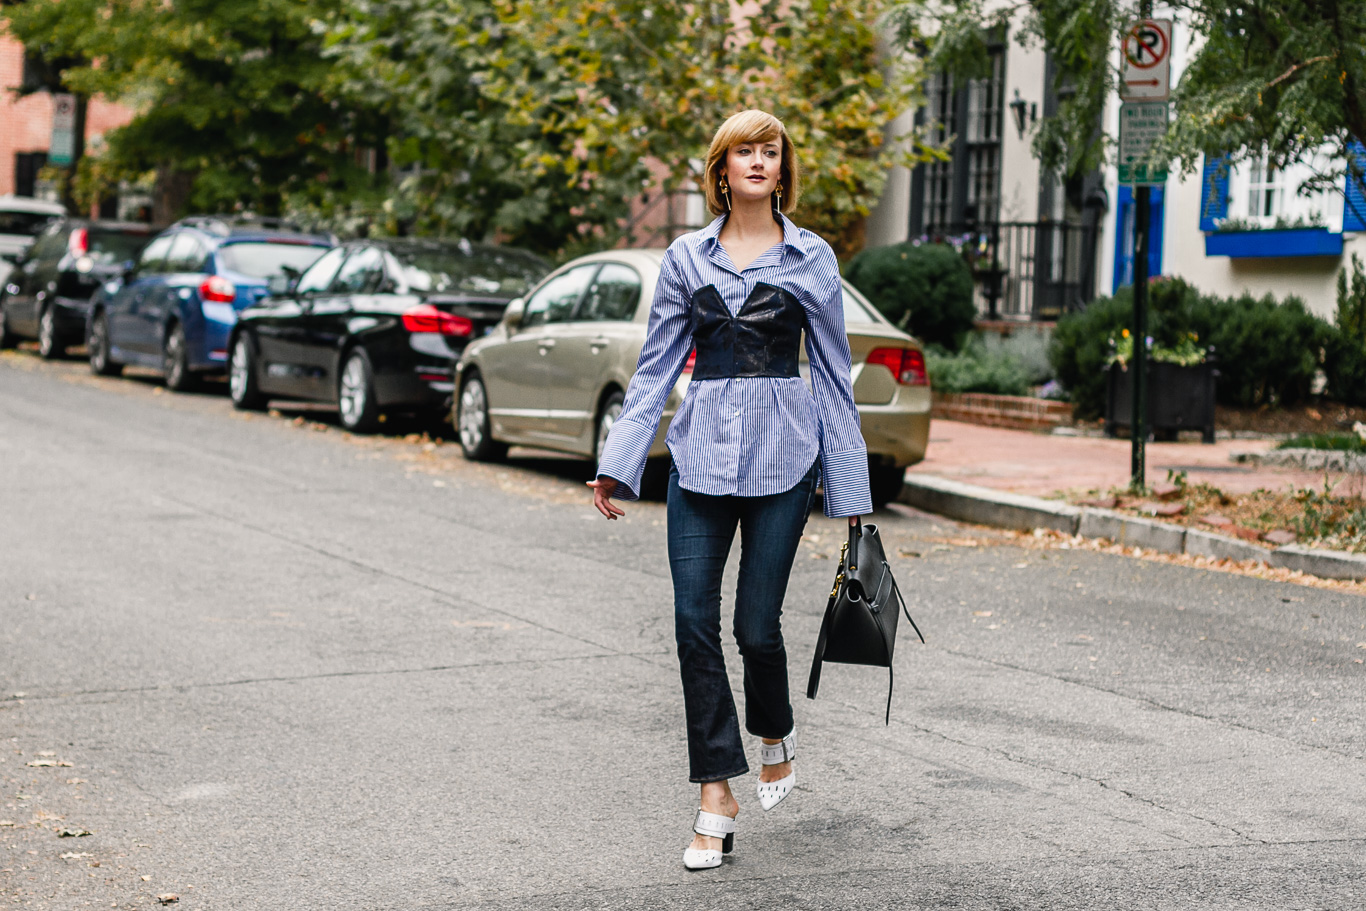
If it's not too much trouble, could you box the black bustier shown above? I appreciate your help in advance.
[689,283,806,380]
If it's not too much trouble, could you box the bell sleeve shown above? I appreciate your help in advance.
[594,246,692,500]
[802,247,873,518]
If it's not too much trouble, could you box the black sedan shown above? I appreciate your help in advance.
[227,238,549,432]
[0,218,151,358]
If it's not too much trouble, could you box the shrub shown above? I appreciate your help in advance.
[924,338,1034,395]
[1327,254,1366,405]
[843,242,976,351]
[1050,277,1338,418]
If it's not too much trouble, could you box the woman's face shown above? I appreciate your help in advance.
[722,139,783,205]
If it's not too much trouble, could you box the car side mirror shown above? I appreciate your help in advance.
[503,297,525,330]
[0,251,18,264]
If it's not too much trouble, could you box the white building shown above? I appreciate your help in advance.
[867,9,1366,321]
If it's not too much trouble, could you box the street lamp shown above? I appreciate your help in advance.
[1009,90,1036,138]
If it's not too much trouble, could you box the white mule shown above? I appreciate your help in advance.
[756,729,796,811]
[682,808,736,870]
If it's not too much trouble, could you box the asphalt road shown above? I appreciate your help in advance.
[2,349,1364,910]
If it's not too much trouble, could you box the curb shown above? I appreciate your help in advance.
[899,474,1366,581]
[1230,448,1366,473]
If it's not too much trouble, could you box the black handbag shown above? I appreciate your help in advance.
[806,519,924,724]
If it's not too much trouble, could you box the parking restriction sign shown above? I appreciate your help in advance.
[1120,19,1172,102]
[1118,101,1169,185]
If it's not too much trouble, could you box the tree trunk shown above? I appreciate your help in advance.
[152,166,195,227]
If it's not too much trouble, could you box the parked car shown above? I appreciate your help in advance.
[0,218,152,357]
[0,195,67,285]
[454,249,932,507]
[226,237,550,432]
[86,216,333,389]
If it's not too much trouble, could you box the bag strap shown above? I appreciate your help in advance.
[806,554,845,700]
[889,570,925,644]
[848,518,862,572]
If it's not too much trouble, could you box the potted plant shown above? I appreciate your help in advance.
[1104,330,1219,443]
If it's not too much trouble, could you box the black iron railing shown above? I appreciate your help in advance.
[924,220,1101,321]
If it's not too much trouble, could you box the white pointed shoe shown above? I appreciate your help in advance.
[682,808,736,870]
[756,729,796,811]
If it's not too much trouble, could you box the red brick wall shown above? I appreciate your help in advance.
[0,34,134,206]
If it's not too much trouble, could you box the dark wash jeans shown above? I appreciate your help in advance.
[667,461,818,783]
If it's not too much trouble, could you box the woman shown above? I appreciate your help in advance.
[589,109,871,870]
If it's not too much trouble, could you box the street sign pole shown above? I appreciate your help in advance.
[1122,3,1166,492]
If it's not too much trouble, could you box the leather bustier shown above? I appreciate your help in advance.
[689,282,806,380]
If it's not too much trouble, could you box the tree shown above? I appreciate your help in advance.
[890,0,1366,203]
[331,0,932,258]
[3,0,385,219]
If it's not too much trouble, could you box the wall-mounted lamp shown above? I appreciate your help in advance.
[1009,89,1037,138]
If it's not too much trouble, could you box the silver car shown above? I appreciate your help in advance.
[454,249,931,506]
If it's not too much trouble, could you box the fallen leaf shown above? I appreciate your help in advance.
[27,759,71,768]
[897,548,921,558]
[56,828,91,837]
[1230,526,1263,541]
[141,875,151,881]
[973,611,993,617]
[156,894,179,904]
[59,852,91,860]
[0,821,15,827]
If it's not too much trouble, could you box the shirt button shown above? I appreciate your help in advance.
[734,409,741,417]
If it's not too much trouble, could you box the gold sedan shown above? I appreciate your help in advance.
[454,249,931,507]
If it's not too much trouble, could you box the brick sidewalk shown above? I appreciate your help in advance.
[909,420,1347,498]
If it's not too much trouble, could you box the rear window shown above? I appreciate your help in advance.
[87,230,150,266]
[217,242,329,278]
[0,211,60,237]
[389,246,549,297]
[840,284,880,325]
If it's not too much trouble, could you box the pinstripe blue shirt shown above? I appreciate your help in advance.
[596,214,872,517]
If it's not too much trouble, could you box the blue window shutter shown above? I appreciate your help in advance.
[1198,155,1229,232]
[1344,142,1366,232]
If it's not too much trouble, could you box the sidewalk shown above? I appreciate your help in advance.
[909,420,1346,498]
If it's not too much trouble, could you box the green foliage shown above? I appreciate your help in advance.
[843,242,976,350]
[329,0,930,258]
[891,0,1366,201]
[923,337,1033,396]
[1291,482,1366,554]
[1050,278,1342,418]
[1275,433,1366,453]
[1327,254,1366,405]
[3,0,385,218]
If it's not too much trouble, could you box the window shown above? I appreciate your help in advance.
[580,263,641,321]
[295,246,348,294]
[521,264,597,328]
[164,233,208,273]
[913,44,1005,234]
[1247,155,1283,220]
[136,235,175,275]
[218,242,328,279]
[330,246,386,294]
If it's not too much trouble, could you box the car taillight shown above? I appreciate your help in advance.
[682,349,696,374]
[866,347,928,385]
[402,304,473,337]
[68,228,88,256]
[199,275,236,303]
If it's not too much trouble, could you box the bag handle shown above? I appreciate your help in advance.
[848,517,862,571]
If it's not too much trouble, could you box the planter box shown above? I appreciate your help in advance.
[1105,361,1217,444]
[1204,228,1343,258]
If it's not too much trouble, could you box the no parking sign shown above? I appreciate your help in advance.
[1120,19,1172,102]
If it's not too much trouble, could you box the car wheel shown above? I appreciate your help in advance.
[338,348,381,433]
[869,462,906,510]
[0,300,15,350]
[163,323,198,391]
[457,372,507,462]
[37,307,65,359]
[88,311,122,376]
[228,334,267,411]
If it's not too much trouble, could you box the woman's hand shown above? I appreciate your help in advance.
[849,515,862,527]
[588,477,626,520]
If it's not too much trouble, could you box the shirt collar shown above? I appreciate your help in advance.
[697,212,813,259]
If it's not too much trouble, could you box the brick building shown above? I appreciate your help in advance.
[1,33,136,212]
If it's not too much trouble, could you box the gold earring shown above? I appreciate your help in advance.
[775,180,783,204]
[719,175,730,211]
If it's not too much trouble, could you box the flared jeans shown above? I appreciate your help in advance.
[667,462,818,782]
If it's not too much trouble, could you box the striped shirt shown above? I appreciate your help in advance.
[596,213,872,518]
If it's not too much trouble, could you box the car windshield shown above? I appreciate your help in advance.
[87,230,150,266]
[218,241,329,278]
[0,211,60,236]
[389,246,547,297]
[840,284,880,324]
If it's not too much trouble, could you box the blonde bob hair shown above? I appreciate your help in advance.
[702,110,800,217]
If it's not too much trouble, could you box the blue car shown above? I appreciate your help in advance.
[86,216,333,389]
